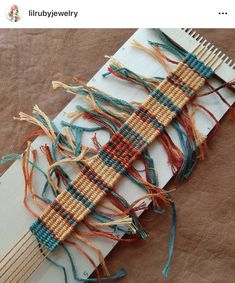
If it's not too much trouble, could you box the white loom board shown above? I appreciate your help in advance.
[0,29,235,283]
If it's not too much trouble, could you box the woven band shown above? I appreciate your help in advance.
[30,53,213,251]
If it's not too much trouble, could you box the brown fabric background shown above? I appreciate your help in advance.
[0,29,234,282]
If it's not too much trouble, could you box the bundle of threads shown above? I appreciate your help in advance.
[1,29,235,283]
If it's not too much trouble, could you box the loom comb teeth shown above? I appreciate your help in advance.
[160,28,235,83]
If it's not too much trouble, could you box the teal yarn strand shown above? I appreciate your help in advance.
[66,84,135,114]
[162,201,176,278]
[153,29,187,59]
[76,105,119,131]
[0,153,21,164]
[143,149,159,187]
[61,120,104,156]
[148,40,186,60]
[60,243,127,282]
[61,120,104,132]
[46,256,68,283]
[172,120,197,180]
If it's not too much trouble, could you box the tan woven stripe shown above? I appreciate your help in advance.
[87,156,121,187]
[43,206,72,240]
[174,62,203,90]
[174,63,205,90]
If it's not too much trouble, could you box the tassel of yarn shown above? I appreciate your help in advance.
[131,39,171,73]
[159,131,184,175]
[103,56,161,92]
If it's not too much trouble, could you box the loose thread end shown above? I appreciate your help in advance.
[0,153,21,164]
[102,72,111,78]
[52,81,74,91]
[162,265,170,278]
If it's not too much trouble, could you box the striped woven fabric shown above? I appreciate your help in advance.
[30,53,213,251]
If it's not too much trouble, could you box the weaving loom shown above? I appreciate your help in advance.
[0,28,234,282]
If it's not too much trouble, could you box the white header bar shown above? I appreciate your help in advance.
[0,0,234,28]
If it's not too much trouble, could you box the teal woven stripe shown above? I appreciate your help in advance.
[30,220,59,251]
[136,106,164,132]
[151,89,181,113]
[185,53,214,79]
[99,149,126,173]
[66,183,95,210]
[120,124,148,150]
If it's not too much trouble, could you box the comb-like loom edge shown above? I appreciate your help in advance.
[160,28,235,83]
